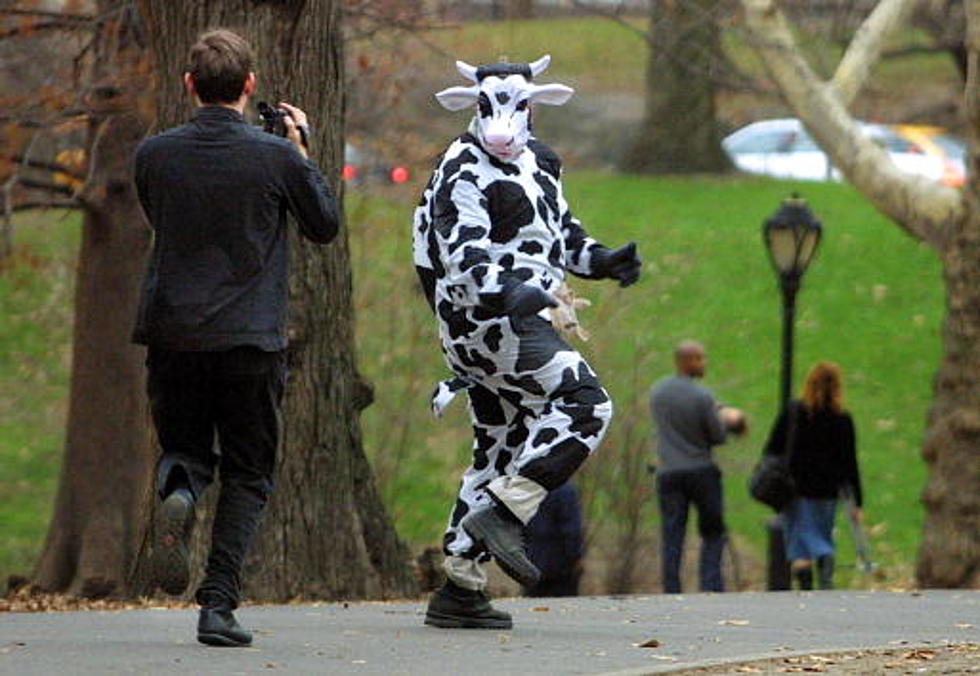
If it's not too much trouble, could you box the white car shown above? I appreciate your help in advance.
[722,118,962,185]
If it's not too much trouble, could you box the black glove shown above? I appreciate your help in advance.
[503,283,558,317]
[593,242,641,287]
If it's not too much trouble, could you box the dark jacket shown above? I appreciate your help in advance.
[132,105,339,351]
[765,401,862,506]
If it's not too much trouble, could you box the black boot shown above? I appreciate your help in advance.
[817,555,835,590]
[794,566,813,591]
[424,580,512,629]
[150,488,194,596]
[461,505,540,588]
[198,603,253,647]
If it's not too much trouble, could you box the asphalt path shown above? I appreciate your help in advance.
[1,590,977,674]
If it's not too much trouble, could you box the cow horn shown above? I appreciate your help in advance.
[529,54,551,77]
[456,60,479,83]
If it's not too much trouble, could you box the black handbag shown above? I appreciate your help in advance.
[749,402,799,511]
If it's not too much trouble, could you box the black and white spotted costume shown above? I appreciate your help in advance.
[413,56,641,590]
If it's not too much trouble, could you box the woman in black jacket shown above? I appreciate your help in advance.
[765,362,863,590]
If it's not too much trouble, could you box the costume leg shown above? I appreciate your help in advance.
[692,466,726,592]
[442,382,516,590]
[198,347,285,608]
[487,338,612,522]
[657,470,689,594]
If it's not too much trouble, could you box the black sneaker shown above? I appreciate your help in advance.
[462,505,540,588]
[424,581,512,629]
[150,489,194,596]
[198,604,253,647]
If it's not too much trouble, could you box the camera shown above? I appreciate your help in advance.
[257,101,288,137]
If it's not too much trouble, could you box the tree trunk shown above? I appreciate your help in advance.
[33,3,155,596]
[136,0,416,601]
[622,0,731,174]
[917,3,980,587]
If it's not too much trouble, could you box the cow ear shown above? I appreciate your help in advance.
[529,83,574,106]
[435,86,479,111]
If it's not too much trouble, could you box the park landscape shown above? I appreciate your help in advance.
[0,1,978,672]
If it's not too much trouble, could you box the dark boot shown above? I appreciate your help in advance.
[817,555,835,590]
[461,505,540,588]
[794,566,813,591]
[424,580,512,629]
[150,488,194,595]
[197,603,253,647]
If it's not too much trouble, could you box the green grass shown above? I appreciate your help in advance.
[0,211,80,583]
[352,173,943,588]
[0,175,944,591]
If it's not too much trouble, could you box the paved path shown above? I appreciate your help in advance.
[1,590,977,674]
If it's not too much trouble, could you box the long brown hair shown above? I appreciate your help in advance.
[801,361,844,413]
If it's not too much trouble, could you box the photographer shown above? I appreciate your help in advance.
[132,29,338,647]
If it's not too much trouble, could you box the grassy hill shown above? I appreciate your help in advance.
[352,172,942,589]
[0,173,943,591]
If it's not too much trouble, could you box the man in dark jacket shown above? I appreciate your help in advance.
[133,29,338,647]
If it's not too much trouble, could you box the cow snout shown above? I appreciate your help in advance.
[483,132,513,149]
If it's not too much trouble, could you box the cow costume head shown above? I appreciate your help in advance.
[435,55,574,162]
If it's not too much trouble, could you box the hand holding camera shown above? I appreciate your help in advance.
[258,101,310,158]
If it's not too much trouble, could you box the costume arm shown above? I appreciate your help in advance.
[557,179,607,278]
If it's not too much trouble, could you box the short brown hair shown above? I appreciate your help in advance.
[801,361,844,414]
[187,29,253,104]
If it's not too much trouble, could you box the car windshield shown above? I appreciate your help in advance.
[932,134,966,159]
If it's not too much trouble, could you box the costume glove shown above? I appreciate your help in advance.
[593,242,641,287]
[503,283,559,317]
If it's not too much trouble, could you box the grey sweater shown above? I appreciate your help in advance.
[650,375,727,473]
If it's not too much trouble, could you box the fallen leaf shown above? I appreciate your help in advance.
[531,606,549,612]
[954,622,974,629]
[718,619,751,626]
[637,638,661,648]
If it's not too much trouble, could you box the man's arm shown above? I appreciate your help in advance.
[282,151,339,244]
[701,392,728,446]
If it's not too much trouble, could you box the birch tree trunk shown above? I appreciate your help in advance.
[134,0,416,601]
[741,0,979,588]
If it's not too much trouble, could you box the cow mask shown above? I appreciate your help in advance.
[435,55,574,162]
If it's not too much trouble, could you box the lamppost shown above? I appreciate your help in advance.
[763,194,823,411]
[762,194,822,590]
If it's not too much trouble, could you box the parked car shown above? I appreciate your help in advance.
[722,118,965,187]
[343,143,410,185]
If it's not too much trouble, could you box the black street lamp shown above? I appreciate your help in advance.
[762,194,822,591]
[763,194,823,411]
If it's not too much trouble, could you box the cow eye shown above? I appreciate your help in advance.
[515,99,529,112]
[477,93,493,118]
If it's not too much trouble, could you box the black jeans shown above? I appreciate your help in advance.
[656,465,727,593]
[147,346,286,607]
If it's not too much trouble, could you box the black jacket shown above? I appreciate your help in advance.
[765,401,863,506]
[133,105,339,351]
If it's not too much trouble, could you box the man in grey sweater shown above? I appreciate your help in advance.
[650,341,746,593]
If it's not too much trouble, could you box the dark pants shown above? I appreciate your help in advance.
[147,346,286,607]
[656,466,727,593]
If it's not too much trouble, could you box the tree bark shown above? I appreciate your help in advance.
[740,0,980,588]
[136,0,416,601]
[33,3,155,597]
[622,0,731,174]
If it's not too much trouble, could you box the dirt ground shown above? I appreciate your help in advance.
[676,643,979,675]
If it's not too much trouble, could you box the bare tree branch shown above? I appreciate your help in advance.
[12,200,80,212]
[0,8,95,21]
[832,0,917,108]
[741,0,963,249]
[16,178,75,196]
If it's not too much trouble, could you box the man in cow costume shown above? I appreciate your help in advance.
[414,55,641,629]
